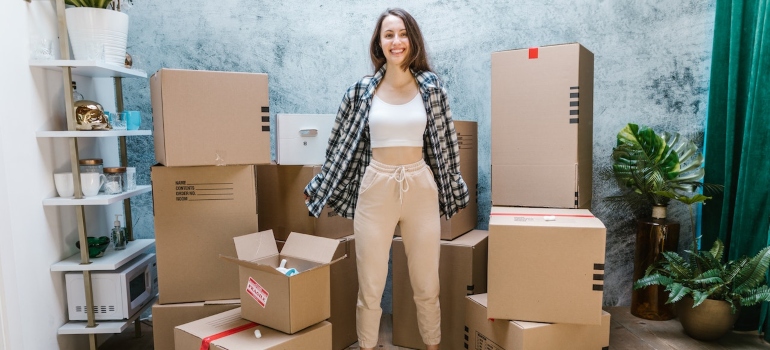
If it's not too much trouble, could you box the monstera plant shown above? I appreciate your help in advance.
[611,123,721,321]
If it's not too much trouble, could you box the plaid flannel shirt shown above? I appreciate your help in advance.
[304,64,469,219]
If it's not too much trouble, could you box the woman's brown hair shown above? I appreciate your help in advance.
[369,8,432,74]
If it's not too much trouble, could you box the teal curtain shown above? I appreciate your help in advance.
[702,0,770,335]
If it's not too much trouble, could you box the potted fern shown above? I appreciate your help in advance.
[610,123,716,320]
[64,0,132,66]
[634,239,770,340]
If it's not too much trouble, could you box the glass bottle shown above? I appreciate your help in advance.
[111,214,127,250]
[103,167,126,195]
[72,81,84,102]
[631,205,680,320]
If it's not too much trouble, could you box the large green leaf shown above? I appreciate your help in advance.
[734,246,770,292]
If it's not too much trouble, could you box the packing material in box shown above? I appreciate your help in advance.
[152,299,240,350]
[491,43,594,208]
[488,207,605,325]
[174,308,332,350]
[276,113,335,165]
[392,230,488,350]
[394,120,478,240]
[152,165,258,304]
[257,164,353,241]
[151,68,271,166]
[278,235,358,350]
[220,230,346,334]
[465,294,610,350]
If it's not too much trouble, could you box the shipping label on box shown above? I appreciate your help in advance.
[257,164,353,241]
[276,113,335,165]
[174,308,332,350]
[151,68,271,166]
[465,294,610,350]
[488,207,606,325]
[392,230,488,350]
[220,230,346,334]
[152,165,258,304]
[491,43,594,209]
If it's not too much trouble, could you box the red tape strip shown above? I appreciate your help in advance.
[200,322,259,350]
[490,213,595,218]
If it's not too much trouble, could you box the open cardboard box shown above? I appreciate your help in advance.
[220,230,346,334]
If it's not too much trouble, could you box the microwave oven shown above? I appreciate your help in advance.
[65,253,157,321]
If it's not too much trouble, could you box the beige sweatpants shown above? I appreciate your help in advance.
[354,158,441,348]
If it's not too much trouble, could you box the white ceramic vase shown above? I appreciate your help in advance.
[65,7,129,67]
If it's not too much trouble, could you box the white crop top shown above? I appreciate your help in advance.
[369,93,427,148]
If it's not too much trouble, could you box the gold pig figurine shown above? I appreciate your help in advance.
[74,100,112,130]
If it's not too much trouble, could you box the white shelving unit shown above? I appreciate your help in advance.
[29,60,148,78]
[36,130,152,138]
[43,185,152,206]
[32,4,153,348]
[51,239,155,272]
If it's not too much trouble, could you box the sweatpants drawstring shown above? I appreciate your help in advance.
[391,166,410,204]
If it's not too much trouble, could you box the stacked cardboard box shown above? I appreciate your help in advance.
[150,68,277,349]
[476,43,610,348]
[491,43,594,209]
[392,230,488,350]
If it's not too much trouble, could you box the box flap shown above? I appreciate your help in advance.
[281,232,339,263]
[219,255,286,276]
[234,230,279,261]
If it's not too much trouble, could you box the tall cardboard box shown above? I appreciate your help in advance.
[152,165,258,304]
[488,207,605,325]
[174,308,332,350]
[491,43,594,208]
[395,120,478,240]
[392,230,488,350]
[257,164,353,241]
[152,300,240,350]
[220,230,345,334]
[276,113,336,165]
[279,235,358,350]
[465,294,610,350]
[151,68,271,166]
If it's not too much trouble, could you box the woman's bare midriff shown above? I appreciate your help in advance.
[372,146,423,165]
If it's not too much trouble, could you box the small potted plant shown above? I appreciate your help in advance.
[63,0,133,66]
[634,239,770,341]
[610,123,719,320]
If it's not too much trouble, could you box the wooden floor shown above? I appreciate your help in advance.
[99,307,770,349]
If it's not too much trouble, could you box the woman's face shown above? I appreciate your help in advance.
[379,15,409,67]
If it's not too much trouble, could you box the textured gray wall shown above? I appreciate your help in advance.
[123,0,715,307]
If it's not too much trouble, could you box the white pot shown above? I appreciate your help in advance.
[65,7,129,67]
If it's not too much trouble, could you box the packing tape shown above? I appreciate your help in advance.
[200,322,259,350]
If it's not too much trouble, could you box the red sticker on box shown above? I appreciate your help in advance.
[246,277,269,308]
[528,47,538,59]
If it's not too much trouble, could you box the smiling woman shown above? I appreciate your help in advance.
[303,8,469,350]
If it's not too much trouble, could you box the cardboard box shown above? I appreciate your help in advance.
[276,113,336,165]
[151,68,271,166]
[152,300,240,350]
[220,230,345,334]
[152,165,258,304]
[392,230,488,350]
[257,164,353,241]
[465,294,610,350]
[278,235,358,350]
[395,120,478,240]
[174,308,332,350]
[488,207,605,325]
[491,43,594,208]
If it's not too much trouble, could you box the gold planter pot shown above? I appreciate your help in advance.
[631,206,680,320]
[677,297,739,341]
